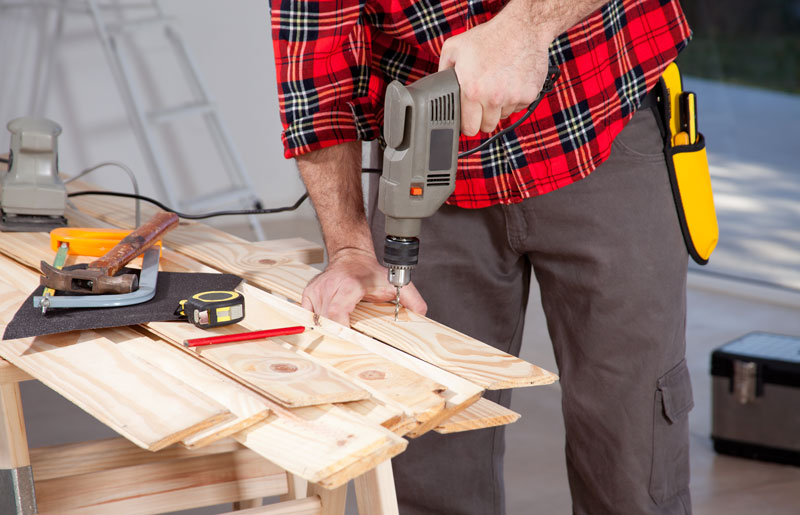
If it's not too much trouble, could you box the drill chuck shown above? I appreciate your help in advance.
[383,236,418,287]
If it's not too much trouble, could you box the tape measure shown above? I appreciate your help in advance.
[177,291,245,329]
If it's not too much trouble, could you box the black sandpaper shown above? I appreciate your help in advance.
[3,266,242,340]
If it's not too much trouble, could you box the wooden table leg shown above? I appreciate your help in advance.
[281,472,309,501]
[354,460,398,515]
[309,480,347,515]
[0,382,36,514]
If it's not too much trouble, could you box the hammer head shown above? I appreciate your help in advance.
[40,261,139,294]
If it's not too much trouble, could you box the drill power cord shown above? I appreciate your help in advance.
[457,66,560,158]
[67,189,309,220]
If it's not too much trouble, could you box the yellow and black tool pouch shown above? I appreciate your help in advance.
[653,62,719,265]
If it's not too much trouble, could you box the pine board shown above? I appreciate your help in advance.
[0,267,231,451]
[65,190,558,391]
[0,229,369,410]
[34,448,287,514]
[99,328,272,448]
[30,436,243,482]
[434,397,521,434]
[0,251,406,486]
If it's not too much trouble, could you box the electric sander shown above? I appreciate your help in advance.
[378,67,559,319]
[1,117,68,232]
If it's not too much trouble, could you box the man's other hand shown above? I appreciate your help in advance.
[300,248,427,326]
[438,0,558,136]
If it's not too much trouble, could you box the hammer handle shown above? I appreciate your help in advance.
[88,211,179,276]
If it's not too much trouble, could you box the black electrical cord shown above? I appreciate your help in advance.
[457,66,560,158]
[67,190,309,220]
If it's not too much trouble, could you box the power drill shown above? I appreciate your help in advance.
[378,66,559,319]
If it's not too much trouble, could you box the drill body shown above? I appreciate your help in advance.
[378,69,461,292]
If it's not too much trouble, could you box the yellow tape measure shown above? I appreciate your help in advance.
[177,291,245,329]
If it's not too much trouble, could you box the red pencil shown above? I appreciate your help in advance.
[184,326,308,347]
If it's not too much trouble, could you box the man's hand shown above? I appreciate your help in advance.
[301,247,427,326]
[295,141,427,327]
[439,0,606,136]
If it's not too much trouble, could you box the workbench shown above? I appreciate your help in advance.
[0,180,558,514]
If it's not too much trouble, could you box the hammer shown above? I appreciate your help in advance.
[40,211,179,294]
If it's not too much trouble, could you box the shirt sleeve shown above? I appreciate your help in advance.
[271,0,379,158]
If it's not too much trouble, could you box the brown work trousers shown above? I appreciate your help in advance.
[368,106,693,515]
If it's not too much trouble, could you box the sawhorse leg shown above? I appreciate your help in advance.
[354,461,398,515]
[303,460,397,515]
[0,382,36,514]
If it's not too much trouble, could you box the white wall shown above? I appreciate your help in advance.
[0,0,320,242]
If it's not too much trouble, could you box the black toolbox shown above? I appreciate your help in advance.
[711,332,800,466]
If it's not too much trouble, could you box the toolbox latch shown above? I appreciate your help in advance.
[732,360,759,404]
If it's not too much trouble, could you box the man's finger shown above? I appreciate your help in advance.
[399,283,428,317]
[438,45,456,72]
[301,293,315,313]
[481,104,502,134]
[320,282,363,326]
[460,94,483,137]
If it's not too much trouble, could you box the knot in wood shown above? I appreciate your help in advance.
[269,363,298,373]
[259,258,277,266]
[358,369,386,381]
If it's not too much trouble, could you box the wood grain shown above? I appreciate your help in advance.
[0,382,30,469]
[67,191,558,392]
[30,436,242,482]
[34,448,287,514]
[234,405,407,489]
[0,260,232,451]
[0,228,368,410]
[221,497,321,515]
[0,358,34,385]
[434,397,521,434]
[99,328,272,448]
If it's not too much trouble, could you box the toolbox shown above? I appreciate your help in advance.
[711,332,800,466]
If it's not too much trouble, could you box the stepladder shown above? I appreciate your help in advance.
[0,0,268,240]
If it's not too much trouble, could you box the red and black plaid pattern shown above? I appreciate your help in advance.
[271,0,691,208]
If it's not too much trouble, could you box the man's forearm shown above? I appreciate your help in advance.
[296,141,374,259]
[499,0,610,39]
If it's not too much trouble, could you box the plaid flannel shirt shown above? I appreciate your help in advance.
[271,0,691,208]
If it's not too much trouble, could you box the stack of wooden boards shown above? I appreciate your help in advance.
[0,183,557,508]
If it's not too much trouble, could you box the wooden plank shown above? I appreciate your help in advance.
[233,405,407,489]
[435,397,521,434]
[223,497,321,515]
[239,284,486,435]
[30,436,242,482]
[0,382,29,469]
[223,284,447,424]
[0,252,406,485]
[99,328,272,448]
[67,193,557,390]
[141,320,370,408]
[354,461,399,515]
[309,482,347,515]
[0,229,368,410]
[35,448,288,514]
[0,262,232,451]
[0,358,34,384]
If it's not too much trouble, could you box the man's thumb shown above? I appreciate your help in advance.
[399,283,428,317]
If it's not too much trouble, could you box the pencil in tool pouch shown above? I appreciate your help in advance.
[657,62,718,265]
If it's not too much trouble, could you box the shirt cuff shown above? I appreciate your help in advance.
[281,97,380,159]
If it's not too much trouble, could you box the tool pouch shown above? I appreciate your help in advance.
[655,63,719,265]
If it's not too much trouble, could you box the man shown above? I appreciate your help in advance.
[270,0,694,513]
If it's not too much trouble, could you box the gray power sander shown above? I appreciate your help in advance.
[378,67,559,318]
[1,117,68,231]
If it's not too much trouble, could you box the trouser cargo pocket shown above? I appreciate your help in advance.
[650,358,694,505]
